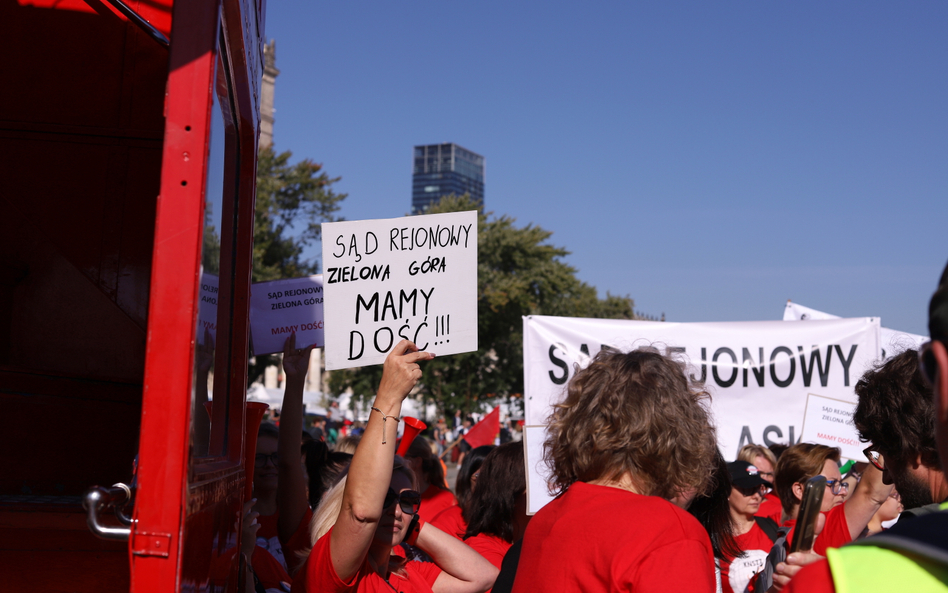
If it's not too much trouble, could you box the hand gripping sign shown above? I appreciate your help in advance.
[321,211,478,370]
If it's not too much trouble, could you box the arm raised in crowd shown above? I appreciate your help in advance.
[842,464,893,539]
[330,340,434,581]
[277,333,314,547]
[417,522,498,593]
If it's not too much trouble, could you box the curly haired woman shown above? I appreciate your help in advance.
[511,347,719,592]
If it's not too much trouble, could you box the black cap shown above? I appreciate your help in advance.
[930,260,948,343]
[727,460,773,489]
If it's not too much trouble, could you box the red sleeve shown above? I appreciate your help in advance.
[430,505,466,540]
[783,558,836,593]
[407,560,443,587]
[634,539,716,593]
[813,505,851,556]
[291,527,362,593]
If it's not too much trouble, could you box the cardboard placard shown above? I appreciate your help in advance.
[321,211,478,370]
[249,275,325,355]
[799,393,862,460]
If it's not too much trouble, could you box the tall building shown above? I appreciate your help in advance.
[260,40,279,149]
[412,143,484,213]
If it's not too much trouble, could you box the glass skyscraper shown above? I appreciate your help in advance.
[412,143,484,214]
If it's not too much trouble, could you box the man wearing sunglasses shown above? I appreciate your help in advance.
[785,262,948,592]
[852,348,947,520]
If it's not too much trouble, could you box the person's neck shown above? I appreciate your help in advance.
[731,510,756,535]
[253,490,278,516]
[587,472,640,494]
[368,543,394,579]
[928,468,948,504]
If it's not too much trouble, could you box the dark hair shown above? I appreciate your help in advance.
[775,443,840,516]
[258,422,279,439]
[768,443,789,461]
[456,445,495,511]
[464,441,525,543]
[405,436,447,489]
[687,449,744,561]
[853,349,938,470]
[301,439,352,508]
[544,348,717,498]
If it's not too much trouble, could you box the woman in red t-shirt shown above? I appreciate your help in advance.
[721,461,777,593]
[404,435,458,521]
[430,445,495,540]
[511,348,719,593]
[463,441,529,579]
[291,340,497,593]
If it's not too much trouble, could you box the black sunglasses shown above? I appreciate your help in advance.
[254,452,279,467]
[383,488,421,515]
[919,341,937,388]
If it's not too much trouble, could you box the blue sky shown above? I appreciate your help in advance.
[263,2,947,336]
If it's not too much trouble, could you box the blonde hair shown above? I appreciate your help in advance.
[334,435,361,455]
[738,444,777,469]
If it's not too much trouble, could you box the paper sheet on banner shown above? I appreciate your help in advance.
[521,315,881,513]
[197,272,219,344]
[321,211,478,370]
[249,275,325,355]
[799,394,861,460]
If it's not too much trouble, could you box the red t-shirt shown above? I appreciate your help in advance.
[430,504,467,540]
[420,485,457,522]
[756,492,783,525]
[292,527,443,593]
[511,482,716,593]
[465,533,511,570]
[782,502,851,556]
[783,558,835,593]
[721,523,773,593]
[257,508,315,576]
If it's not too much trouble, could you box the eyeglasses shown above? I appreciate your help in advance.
[383,488,421,515]
[864,446,885,471]
[757,471,775,482]
[889,490,901,502]
[736,484,768,497]
[825,479,849,495]
[254,452,279,467]
[919,342,937,388]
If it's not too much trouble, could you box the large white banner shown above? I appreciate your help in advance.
[523,315,880,513]
[321,211,478,370]
[783,301,926,359]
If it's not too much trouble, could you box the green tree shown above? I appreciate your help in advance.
[328,195,635,418]
[248,146,346,382]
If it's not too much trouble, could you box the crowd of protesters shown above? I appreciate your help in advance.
[235,261,948,592]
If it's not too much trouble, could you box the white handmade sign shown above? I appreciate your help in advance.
[321,211,478,370]
[249,275,325,355]
[799,393,862,460]
[522,315,880,513]
[197,271,219,345]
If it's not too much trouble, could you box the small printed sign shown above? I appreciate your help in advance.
[197,272,219,344]
[249,275,325,355]
[799,392,862,460]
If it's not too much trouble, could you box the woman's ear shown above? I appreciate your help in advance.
[791,481,805,503]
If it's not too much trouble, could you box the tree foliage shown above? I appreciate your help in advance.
[327,195,635,418]
[248,146,346,382]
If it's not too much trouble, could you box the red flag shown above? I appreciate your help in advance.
[462,407,500,449]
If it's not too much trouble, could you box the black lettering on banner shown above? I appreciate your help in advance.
[356,293,379,324]
[769,346,795,388]
[690,347,707,384]
[549,344,569,385]
[742,347,766,387]
[712,347,738,387]
[762,425,783,446]
[737,426,755,456]
[835,344,858,387]
[374,327,394,353]
[798,345,833,387]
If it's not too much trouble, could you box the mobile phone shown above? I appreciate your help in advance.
[789,475,826,553]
